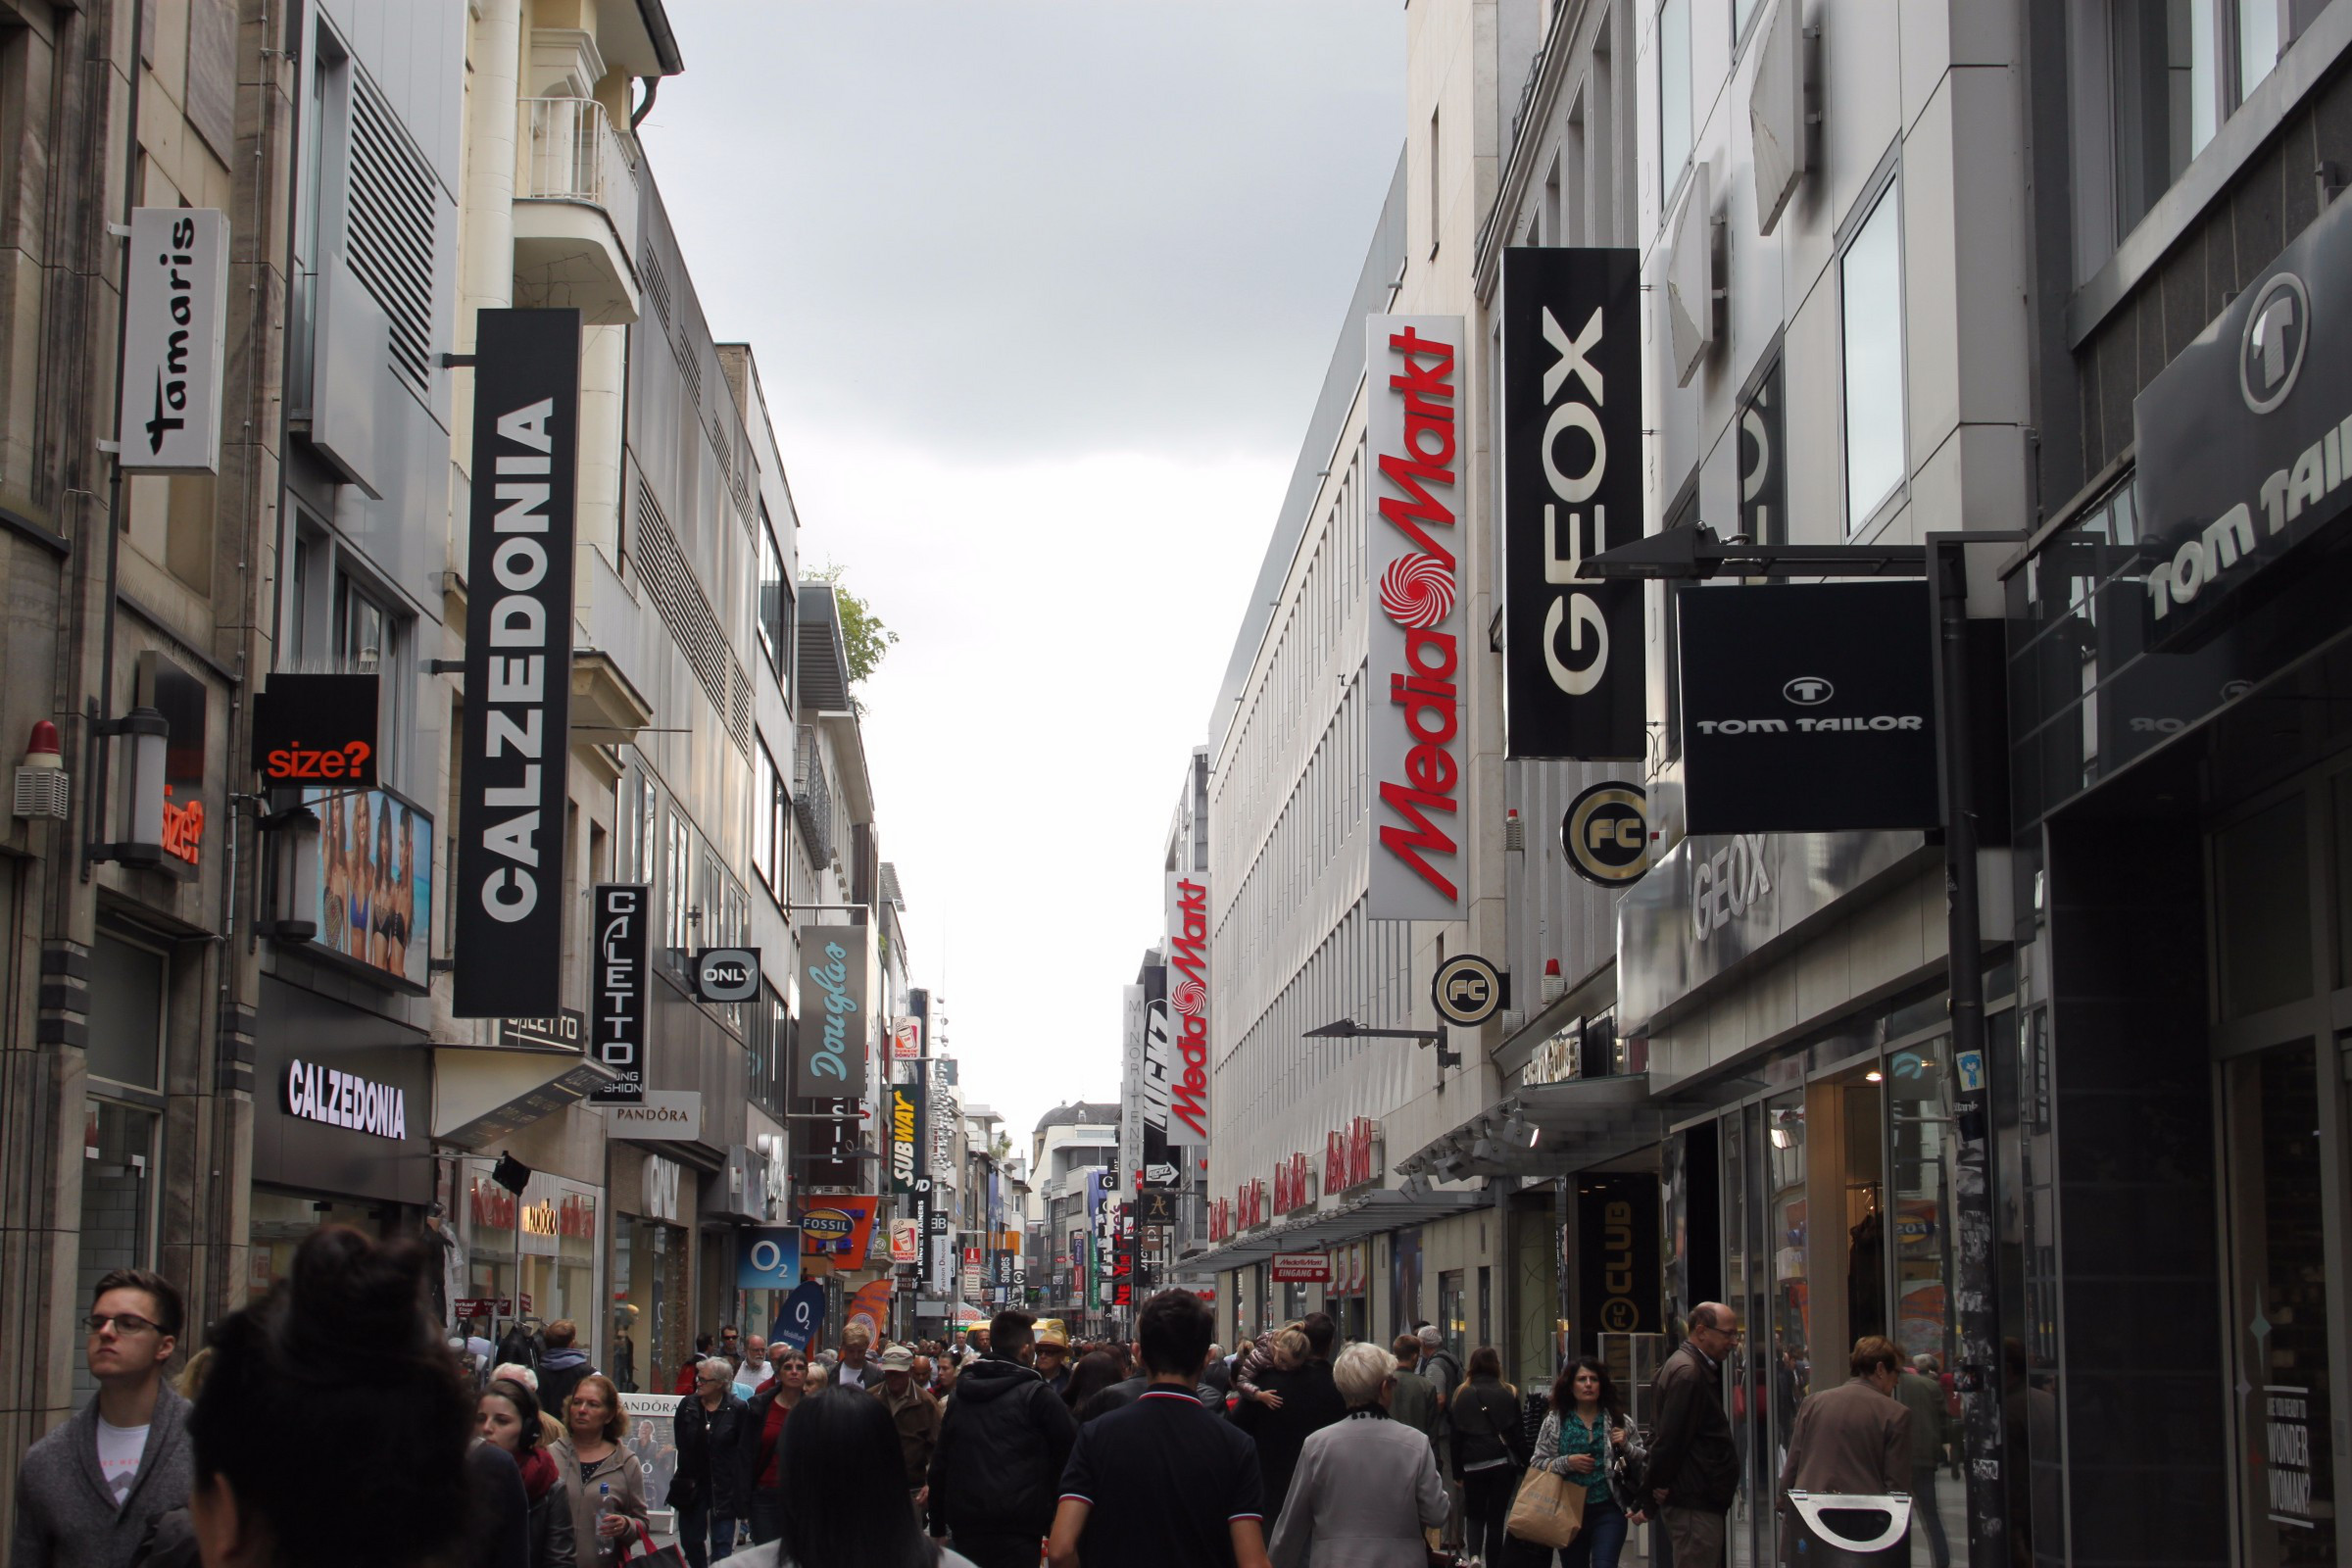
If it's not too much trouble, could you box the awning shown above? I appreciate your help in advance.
[1185,1185,1492,1274]
[1394,1072,1669,1182]
[432,1046,618,1149]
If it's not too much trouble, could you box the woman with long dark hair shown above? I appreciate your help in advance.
[183,1226,478,1568]
[731,1387,977,1568]
[1448,1346,1529,1568]
[1059,1349,1127,1416]
[1518,1357,1645,1568]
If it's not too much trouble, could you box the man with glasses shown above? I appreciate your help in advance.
[9,1268,194,1568]
[1645,1301,1742,1568]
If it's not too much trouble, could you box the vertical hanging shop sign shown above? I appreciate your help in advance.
[119,208,229,474]
[1138,963,1177,1187]
[797,923,872,1094]
[1366,315,1468,918]
[887,1083,923,1197]
[587,884,648,1103]
[454,309,580,1017]
[1501,248,1644,759]
[1162,872,1210,1151]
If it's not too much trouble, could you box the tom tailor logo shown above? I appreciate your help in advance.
[2146,402,2352,619]
[1377,324,1464,903]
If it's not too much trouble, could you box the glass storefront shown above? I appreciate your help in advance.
[248,1189,384,1300]
[612,1214,689,1396]
[460,1163,601,1356]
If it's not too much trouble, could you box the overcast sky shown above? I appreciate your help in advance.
[640,3,1404,1152]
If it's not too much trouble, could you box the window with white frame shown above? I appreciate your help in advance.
[1838,180,1906,529]
[1657,0,1692,205]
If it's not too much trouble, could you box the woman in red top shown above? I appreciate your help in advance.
[740,1348,808,1545]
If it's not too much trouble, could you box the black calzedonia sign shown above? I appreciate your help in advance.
[1677,581,1938,834]
[1500,247,1644,759]
[252,673,380,788]
[588,884,647,1104]
[2135,185,2352,650]
[453,309,580,1017]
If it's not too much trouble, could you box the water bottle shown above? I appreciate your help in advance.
[596,1481,615,1546]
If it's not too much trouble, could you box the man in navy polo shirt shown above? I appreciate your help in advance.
[1048,1290,1269,1568]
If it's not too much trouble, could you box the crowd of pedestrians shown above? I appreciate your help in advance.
[7,1251,1956,1568]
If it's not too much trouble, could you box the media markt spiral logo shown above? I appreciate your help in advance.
[1379,553,1455,628]
[1171,977,1207,1016]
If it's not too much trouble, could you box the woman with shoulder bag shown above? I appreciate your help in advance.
[1519,1358,1646,1568]
[1449,1348,1529,1567]
[556,1374,647,1568]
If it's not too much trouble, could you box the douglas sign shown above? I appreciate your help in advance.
[1366,316,1468,920]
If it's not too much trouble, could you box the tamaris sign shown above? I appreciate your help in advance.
[1366,316,1467,919]
[453,310,579,1017]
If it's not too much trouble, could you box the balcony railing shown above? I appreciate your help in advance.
[517,96,639,264]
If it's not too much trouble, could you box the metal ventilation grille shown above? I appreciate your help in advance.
[632,480,735,732]
[727,657,752,756]
[345,72,437,395]
[643,249,672,327]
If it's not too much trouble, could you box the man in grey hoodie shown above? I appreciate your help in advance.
[9,1268,195,1568]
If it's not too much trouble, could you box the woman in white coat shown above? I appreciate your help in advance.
[1268,1342,1448,1568]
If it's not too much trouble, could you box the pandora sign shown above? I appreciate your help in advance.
[1366,316,1467,920]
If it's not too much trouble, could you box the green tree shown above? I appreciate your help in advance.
[811,562,899,685]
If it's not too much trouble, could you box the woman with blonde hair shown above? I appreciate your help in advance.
[556,1373,646,1566]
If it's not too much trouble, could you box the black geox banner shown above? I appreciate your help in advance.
[1500,247,1644,759]
[453,310,580,1017]
[1677,581,1938,834]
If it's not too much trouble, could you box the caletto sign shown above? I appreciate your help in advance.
[1676,581,1938,835]
[1500,247,1644,759]
[1366,315,1468,919]
[587,884,648,1103]
[2135,187,2352,648]
[453,309,580,1018]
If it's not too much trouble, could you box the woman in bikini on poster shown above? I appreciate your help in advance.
[321,794,350,956]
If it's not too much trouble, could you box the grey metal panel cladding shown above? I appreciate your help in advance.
[317,0,466,194]
[1505,757,1625,1003]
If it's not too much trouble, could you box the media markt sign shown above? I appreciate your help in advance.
[605,1090,701,1142]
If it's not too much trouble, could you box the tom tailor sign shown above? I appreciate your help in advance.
[1676,581,1938,835]
[1366,315,1468,919]
[1500,247,1644,759]
[119,208,229,474]
[2135,186,2352,648]
[452,309,580,1018]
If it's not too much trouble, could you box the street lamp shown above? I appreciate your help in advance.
[1583,521,2026,1568]
[1303,1016,1457,1069]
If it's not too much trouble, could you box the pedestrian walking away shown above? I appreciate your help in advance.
[535,1321,593,1423]
[555,1374,647,1568]
[1777,1336,1911,1562]
[1447,1347,1529,1568]
[674,1357,750,1568]
[925,1309,1077,1568]
[739,1347,810,1545]
[10,1268,193,1568]
[1229,1314,1347,1522]
[1521,1357,1647,1568]
[1895,1355,1952,1568]
[729,1388,979,1568]
[178,1228,477,1568]
[1265,1342,1446,1568]
[1387,1335,1440,1447]
[478,1377,575,1568]
[870,1345,943,1519]
[1645,1304,1742,1568]
[1048,1289,1269,1568]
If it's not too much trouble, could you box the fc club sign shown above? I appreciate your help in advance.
[1500,248,1643,759]
[1367,316,1467,919]
[453,310,580,1016]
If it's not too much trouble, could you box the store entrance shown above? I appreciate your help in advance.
[2209,764,2352,1567]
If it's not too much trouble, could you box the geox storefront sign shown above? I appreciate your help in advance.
[2136,190,2352,649]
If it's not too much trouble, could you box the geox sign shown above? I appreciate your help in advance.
[2136,192,2352,649]
[453,310,580,1017]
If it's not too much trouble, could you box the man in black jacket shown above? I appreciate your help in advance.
[1647,1301,1743,1568]
[927,1309,1079,1568]
[1228,1311,1347,1521]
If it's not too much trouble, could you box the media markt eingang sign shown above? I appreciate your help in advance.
[2135,185,2352,648]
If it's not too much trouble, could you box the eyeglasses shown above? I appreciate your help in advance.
[85,1313,162,1337]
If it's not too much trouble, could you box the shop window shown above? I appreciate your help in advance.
[1763,1092,1809,1416]
[1839,180,1906,529]
[1439,1269,1466,1361]
[74,1102,158,1404]
[249,1190,377,1301]
[1886,1037,1961,1378]
[87,934,166,1090]
[2224,1040,2332,1561]
[1657,0,1692,206]
[2217,795,2314,1018]
[336,574,406,775]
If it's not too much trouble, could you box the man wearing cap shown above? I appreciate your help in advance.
[872,1344,943,1518]
[1034,1323,1073,1398]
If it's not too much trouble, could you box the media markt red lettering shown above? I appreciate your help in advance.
[1166,877,1211,1142]
[1378,324,1462,904]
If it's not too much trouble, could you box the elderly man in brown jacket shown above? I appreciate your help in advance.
[873,1344,944,1515]
[1778,1335,1913,1554]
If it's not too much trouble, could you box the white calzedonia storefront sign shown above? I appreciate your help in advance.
[1365,316,1468,920]
[119,208,229,474]
[282,1058,407,1140]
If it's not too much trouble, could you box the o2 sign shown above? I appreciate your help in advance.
[736,1225,802,1291]
[771,1281,826,1353]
